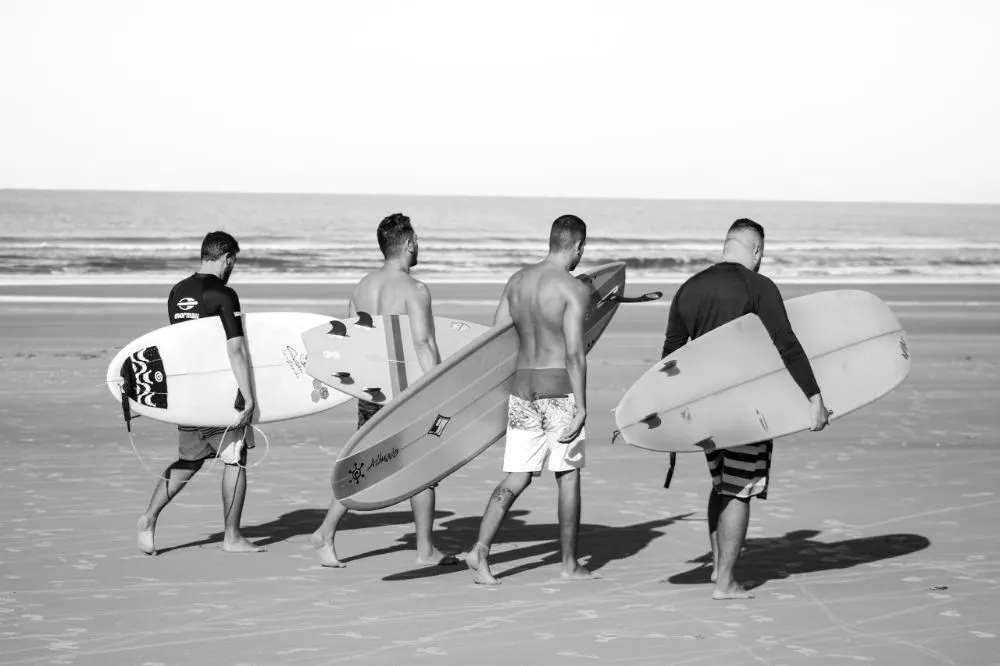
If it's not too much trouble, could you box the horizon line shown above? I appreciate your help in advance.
[1,187,998,208]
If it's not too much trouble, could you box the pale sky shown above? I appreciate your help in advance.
[1,0,998,202]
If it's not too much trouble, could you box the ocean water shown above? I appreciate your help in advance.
[1,190,998,284]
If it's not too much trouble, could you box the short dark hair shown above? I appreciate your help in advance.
[201,231,240,261]
[377,213,415,257]
[549,214,587,251]
[728,218,765,241]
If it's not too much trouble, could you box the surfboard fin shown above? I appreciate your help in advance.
[327,320,348,337]
[355,312,375,328]
[334,372,352,380]
[363,387,386,402]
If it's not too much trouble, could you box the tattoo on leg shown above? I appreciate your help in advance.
[489,486,516,509]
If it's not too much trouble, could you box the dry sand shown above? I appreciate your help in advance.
[0,282,998,665]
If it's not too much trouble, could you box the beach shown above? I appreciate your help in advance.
[0,280,998,665]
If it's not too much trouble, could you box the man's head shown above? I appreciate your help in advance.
[201,231,240,283]
[549,214,587,271]
[723,218,765,272]
[377,213,418,267]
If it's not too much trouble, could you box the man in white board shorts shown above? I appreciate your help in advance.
[661,218,831,599]
[310,213,457,568]
[136,231,263,555]
[466,214,599,585]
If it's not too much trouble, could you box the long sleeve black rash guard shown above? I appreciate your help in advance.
[661,262,820,399]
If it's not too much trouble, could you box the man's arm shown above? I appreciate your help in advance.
[406,281,441,374]
[220,289,256,429]
[661,287,690,358]
[559,281,589,443]
[755,278,830,430]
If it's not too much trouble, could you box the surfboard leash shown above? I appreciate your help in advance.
[126,423,270,482]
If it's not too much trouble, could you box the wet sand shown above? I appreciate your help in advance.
[1,281,998,665]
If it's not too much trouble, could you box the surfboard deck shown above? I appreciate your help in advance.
[301,314,489,403]
[106,312,350,427]
[333,262,628,510]
[614,290,911,453]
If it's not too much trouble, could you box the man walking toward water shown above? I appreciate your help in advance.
[137,231,262,554]
[661,219,831,599]
[311,213,456,568]
[467,214,599,585]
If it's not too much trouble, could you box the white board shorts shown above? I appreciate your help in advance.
[502,394,586,474]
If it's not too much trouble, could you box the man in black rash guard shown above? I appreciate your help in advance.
[662,218,830,600]
[137,231,263,555]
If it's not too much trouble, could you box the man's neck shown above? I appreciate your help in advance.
[197,261,226,280]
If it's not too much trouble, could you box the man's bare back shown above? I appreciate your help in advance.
[351,266,441,374]
[503,262,591,370]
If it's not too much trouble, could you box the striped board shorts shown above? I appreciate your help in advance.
[705,440,772,500]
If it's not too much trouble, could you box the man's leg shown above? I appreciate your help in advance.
[712,493,753,599]
[707,489,722,582]
[220,460,264,553]
[467,472,533,585]
[409,486,457,566]
[311,500,350,567]
[137,458,204,555]
[555,468,599,580]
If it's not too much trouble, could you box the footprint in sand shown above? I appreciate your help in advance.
[772,593,796,600]
[969,631,996,638]
[715,630,737,638]
[416,647,447,656]
[726,604,748,611]
[902,576,924,582]
[534,633,555,640]
[940,610,961,617]
[541,588,560,594]
[752,615,774,623]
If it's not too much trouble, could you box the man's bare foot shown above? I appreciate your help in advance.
[560,562,601,581]
[712,583,755,600]
[416,548,460,567]
[466,543,500,586]
[137,515,156,555]
[221,536,266,553]
[310,531,346,568]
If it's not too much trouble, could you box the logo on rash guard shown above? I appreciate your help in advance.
[176,297,198,311]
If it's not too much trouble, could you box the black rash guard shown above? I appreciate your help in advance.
[661,262,820,399]
[167,273,244,340]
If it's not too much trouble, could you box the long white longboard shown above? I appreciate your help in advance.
[332,263,642,510]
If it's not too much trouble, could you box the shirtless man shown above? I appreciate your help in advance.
[466,214,599,585]
[310,213,456,568]
[662,218,831,599]
[137,231,262,555]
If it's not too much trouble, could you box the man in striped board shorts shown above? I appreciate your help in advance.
[661,219,831,599]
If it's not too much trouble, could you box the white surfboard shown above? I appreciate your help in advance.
[332,263,658,511]
[614,290,911,453]
[106,312,351,427]
[301,314,489,403]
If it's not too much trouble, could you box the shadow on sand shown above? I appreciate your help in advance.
[153,507,456,556]
[666,529,931,589]
[380,510,694,582]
